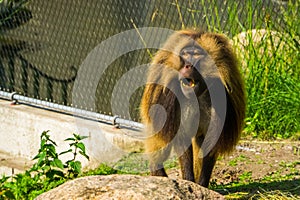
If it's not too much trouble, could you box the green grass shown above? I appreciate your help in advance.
[229,155,249,167]
[111,152,178,175]
[240,16,300,139]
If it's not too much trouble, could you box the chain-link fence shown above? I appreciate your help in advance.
[0,0,299,130]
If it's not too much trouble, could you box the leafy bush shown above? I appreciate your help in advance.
[0,131,93,199]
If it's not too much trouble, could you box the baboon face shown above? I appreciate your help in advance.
[177,42,208,99]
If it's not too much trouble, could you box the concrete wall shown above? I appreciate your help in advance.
[0,99,143,176]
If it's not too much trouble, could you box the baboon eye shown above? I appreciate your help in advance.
[194,49,201,54]
[193,50,200,56]
[193,50,205,59]
[181,50,188,56]
[180,50,189,59]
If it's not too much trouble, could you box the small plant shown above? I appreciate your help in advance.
[0,131,90,200]
[30,131,65,179]
[239,171,253,183]
[60,133,89,178]
[228,155,249,167]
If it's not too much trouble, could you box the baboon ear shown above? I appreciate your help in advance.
[212,34,229,46]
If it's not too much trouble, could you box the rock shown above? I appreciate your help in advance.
[36,175,224,200]
[232,29,284,49]
[230,29,299,73]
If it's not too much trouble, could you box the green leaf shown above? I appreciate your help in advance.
[36,152,46,166]
[47,138,57,146]
[79,150,90,160]
[45,144,58,158]
[4,190,15,199]
[73,133,89,141]
[72,133,81,140]
[40,139,46,148]
[76,142,86,153]
[32,152,41,160]
[42,165,51,172]
[0,175,10,182]
[46,169,64,179]
[52,158,64,169]
[69,142,76,147]
[70,161,82,174]
[44,144,56,152]
[59,149,73,155]
[41,130,50,138]
[64,137,76,141]
[80,136,89,140]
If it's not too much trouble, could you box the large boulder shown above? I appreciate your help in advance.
[36,175,224,200]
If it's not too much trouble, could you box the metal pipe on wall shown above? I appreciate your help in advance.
[0,91,143,130]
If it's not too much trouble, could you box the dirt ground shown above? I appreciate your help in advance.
[167,140,300,185]
[213,140,299,184]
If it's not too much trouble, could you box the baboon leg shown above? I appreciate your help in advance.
[192,136,217,187]
[192,136,204,184]
[147,141,171,177]
[198,153,217,187]
[175,144,194,182]
[149,163,168,177]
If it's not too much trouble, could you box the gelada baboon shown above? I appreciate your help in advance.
[140,29,246,187]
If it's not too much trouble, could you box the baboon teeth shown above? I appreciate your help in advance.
[181,78,195,88]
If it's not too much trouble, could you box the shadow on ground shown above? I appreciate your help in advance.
[214,179,300,198]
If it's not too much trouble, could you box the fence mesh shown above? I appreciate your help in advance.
[0,0,298,127]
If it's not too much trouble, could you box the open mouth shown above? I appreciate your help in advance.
[180,78,196,88]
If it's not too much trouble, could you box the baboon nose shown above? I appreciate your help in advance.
[185,64,193,69]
